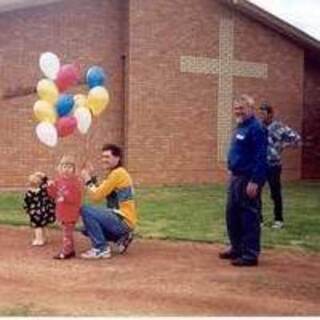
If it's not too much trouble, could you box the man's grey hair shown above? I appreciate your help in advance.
[234,94,255,108]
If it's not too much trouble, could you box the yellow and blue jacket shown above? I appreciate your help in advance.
[87,167,137,229]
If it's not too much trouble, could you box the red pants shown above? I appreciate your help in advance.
[61,222,76,254]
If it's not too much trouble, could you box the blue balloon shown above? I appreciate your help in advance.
[86,66,107,89]
[56,94,74,117]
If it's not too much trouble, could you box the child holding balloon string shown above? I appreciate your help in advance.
[47,155,83,259]
[23,172,56,246]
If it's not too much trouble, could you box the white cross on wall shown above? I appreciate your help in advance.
[181,19,268,161]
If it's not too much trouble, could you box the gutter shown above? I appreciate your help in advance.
[0,0,64,14]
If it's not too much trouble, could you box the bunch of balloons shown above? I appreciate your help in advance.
[34,52,110,147]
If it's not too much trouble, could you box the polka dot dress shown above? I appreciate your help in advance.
[23,177,56,228]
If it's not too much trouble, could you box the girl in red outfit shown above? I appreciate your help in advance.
[48,155,83,260]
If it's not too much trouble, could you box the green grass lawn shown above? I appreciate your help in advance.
[0,181,319,251]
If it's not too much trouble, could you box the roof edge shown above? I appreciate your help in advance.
[219,0,320,54]
[0,0,64,13]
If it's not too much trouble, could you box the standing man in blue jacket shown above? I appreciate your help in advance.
[219,94,267,267]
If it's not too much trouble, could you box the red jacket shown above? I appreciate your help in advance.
[47,175,83,223]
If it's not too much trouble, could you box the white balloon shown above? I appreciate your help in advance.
[39,52,60,80]
[74,107,92,134]
[35,122,58,147]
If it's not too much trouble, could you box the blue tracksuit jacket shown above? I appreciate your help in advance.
[227,116,267,186]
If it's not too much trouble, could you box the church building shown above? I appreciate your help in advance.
[0,0,319,189]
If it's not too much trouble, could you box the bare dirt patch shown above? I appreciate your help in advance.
[0,225,319,316]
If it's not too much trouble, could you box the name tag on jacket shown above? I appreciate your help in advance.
[236,134,245,140]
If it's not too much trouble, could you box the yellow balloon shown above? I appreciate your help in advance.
[87,86,110,116]
[33,100,57,124]
[74,94,88,109]
[36,79,59,105]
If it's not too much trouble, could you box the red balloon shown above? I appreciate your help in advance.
[56,116,77,137]
[55,64,80,92]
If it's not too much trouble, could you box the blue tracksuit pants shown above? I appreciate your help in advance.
[226,175,261,261]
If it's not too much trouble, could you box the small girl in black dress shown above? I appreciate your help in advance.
[23,172,56,246]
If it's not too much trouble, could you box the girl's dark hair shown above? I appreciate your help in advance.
[260,102,274,114]
[102,144,123,167]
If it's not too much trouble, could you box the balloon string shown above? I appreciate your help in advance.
[82,122,93,169]
[82,116,101,170]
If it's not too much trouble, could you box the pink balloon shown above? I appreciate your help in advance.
[55,64,80,92]
[56,116,77,137]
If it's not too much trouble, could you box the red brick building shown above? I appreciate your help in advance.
[0,0,319,189]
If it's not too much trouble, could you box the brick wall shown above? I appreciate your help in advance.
[0,0,312,189]
[0,0,126,189]
[127,0,304,185]
[302,57,320,179]
[233,9,304,181]
[127,0,226,185]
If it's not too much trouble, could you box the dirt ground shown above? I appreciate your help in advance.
[0,225,319,316]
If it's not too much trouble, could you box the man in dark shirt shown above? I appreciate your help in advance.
[219,94,267,267]
[259,102,301,229]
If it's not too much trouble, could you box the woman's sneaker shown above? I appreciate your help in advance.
[80,247,111,259]
[272,221,284,229]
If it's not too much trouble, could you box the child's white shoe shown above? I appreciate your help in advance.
[32,239,46,246]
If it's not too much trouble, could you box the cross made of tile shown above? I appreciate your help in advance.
[180,18,268,162]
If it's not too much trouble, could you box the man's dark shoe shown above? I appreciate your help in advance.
[80,227,89,237]
[218,250,239,260]
[231,257,258,267]
[116,231,134,254]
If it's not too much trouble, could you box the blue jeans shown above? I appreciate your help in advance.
[81,204,131,251]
